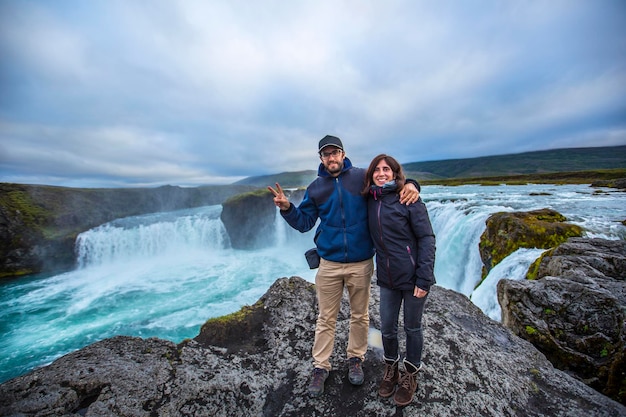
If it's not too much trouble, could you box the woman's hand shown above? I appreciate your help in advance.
[414,286,428,298]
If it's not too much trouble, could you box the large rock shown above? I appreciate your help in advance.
[1,276,623,417]
[220,188,306,250]
[220,189,277,250]
[479,208,583,278]
[498,238,626,404]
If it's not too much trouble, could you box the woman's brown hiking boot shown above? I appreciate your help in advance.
[378,356,399,398]
[393,360,422,406]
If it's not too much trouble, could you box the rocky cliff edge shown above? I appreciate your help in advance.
[1,275,624,417]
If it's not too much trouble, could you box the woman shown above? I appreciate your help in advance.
[363,154,436,406]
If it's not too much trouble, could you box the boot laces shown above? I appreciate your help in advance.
[399,371,413,390]
[383,364,396,381]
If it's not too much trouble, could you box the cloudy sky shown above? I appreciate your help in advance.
[1,1,625,187]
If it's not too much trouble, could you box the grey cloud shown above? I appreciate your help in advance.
[1,1,625,186]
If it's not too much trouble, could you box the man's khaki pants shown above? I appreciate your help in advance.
[312,257,374,371]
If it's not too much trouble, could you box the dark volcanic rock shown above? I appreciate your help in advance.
[534,238,626,286]
[220,188,306,250]
[498,238,626,404]
[220,189,277,250]
[1,276,623,417]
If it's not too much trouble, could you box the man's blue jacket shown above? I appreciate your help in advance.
[281,157,375,263]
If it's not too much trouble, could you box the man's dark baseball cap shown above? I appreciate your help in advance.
[318,135,344,152]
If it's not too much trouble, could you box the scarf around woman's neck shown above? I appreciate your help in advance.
[369,180,397,200]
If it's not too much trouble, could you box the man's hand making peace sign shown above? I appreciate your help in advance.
[267,183,291,211]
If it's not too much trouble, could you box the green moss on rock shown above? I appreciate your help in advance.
[525,248,554,280]
[194,300,269,354]
[525,326,538,335]
[479,208,583,279]
[222,188,273,206]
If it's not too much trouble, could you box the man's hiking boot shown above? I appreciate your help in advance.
[348,357,365,385]
[394,359,422,406]
[308,368,329,397]
[378,356,399,398]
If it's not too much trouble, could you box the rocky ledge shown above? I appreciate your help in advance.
[1,273,624,416]
[498,237,626,404]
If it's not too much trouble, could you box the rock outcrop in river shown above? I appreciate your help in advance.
[220,188,305,249]
[478,208,583,279]
[1,274,624,416]
[219,189,277,250]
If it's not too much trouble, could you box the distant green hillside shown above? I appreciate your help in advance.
[236,145,626,187]
[234,170,317,188]
[402,145,626,178]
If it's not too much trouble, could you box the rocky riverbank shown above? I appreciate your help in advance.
[1,270,624,416]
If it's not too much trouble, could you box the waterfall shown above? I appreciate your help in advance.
[470,247,547,321]
[75,206,230,268]
[428,201,492,295]
[274,207,287,247]
[271,190,318,251]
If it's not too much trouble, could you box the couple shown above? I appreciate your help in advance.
[268,135,436,406]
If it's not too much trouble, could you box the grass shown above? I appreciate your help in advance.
[415,168,626,186]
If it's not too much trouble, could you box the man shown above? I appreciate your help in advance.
[268,135,419,397]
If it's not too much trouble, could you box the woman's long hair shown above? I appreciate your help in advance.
[362,154,406,195]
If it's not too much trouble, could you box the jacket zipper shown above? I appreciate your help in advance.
[376,199,394,288]
[336,177,348,262]
[406,245,416,269]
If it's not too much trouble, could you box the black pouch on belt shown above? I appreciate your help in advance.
[304,248,320,269]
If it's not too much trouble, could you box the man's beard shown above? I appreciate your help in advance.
[325,161,343,175]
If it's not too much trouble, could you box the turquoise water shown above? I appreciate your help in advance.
[1,184,625,383]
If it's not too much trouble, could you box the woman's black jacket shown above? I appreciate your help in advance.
[367,187,436,292]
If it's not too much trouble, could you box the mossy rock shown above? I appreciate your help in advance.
[194,301,268,354]
[220,189,277,250]
[479,208,583,279]
[221,188,273,206]
[525,248,555,280]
